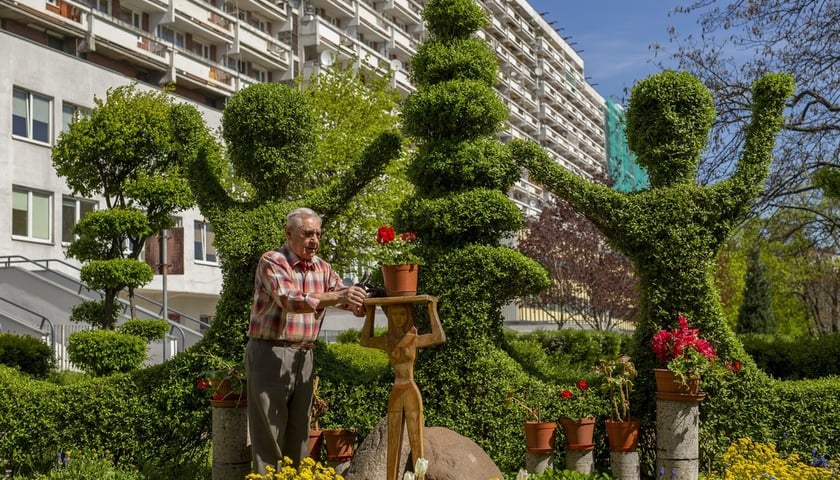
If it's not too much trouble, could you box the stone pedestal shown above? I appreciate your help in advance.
[656,399,700,480]
[610,451,640,480]
[525,451,553,474]
[565,448,594,474]
[212,406,251,480]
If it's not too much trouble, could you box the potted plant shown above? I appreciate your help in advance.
[557,379,606,450]
[506,389,557,454]
[308,376,328,459]
[197,352,247,408]
[374,225,422,296]
[595,356,639,452]
[651,315,717,398]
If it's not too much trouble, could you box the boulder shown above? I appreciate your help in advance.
[344,417,503,480]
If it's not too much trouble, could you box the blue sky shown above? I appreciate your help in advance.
[525,1,702,103]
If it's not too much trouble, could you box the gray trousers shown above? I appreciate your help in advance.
[246,339,314,474]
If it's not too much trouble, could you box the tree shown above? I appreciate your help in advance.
[519,196,640,331]
[52,84,197,323]
[513,70,793,468]
[736,246,776,334]
[395,0,549,469]
[664,1,840,242]
[801,253,840,335]
[301,63,412,277]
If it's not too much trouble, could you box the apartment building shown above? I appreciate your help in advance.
[0,0,608,338]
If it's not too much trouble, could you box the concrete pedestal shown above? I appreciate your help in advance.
[525,451,553,474]
[565,449,594,474]
[212,406,251,480]
[656,399,700,480]
[609,450,640,480]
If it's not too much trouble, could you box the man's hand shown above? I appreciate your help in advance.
[341,285,368,309]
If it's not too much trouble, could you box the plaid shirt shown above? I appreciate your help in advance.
[248,245,343,342]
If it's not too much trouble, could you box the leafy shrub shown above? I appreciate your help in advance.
[0,332,54,378]
[703,437,837,479]
[66,330,147,376]
[69,300,117,328]
[740,333,840,379]
[28,449,145,480]
[118,319,168,342]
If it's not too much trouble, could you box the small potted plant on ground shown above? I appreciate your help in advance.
[308,376,328,459]
[595,356,639,452]
[652,315,717,399]
[557,378,606,450]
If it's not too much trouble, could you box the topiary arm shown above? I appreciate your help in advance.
[716,73,795,210]
[509,138,627,227]
[302,130,402,221]
[171,104,236,214]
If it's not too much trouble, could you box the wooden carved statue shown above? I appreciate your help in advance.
[360,295,445,480]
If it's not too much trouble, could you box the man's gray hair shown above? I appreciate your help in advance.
[287,207,321,230]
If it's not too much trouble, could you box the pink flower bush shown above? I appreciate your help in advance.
[652,315,717,384]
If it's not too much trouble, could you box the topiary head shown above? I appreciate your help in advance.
[625,70,716,188]
[422,0,487,41]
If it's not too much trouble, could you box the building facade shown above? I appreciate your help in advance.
[0,0,608,335]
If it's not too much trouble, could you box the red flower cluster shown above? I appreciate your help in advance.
[558,378,602,418]
[376,225,416,244]
[652,315,717,364]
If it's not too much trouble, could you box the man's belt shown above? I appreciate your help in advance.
[253,338,316,350]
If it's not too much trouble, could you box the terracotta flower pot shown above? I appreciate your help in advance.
[604,418,640,452]
[524,421,557,453]
[323,428,356,462]
[653,368,705,402]
[559,417,596,450]
[381,264,419,297]
[209,378,247,408]
[307,429,324,460]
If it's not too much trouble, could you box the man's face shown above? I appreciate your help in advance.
[286,216,322,260]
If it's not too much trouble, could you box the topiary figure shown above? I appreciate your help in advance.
[396,0,550,470]
[512,70,794,470]
[180,83,401,359]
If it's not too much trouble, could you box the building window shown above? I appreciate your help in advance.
[12,187,52,242]
[158,26,185,48]
[61,103,89,136]
[12,88,52,144]
[61,197,97,244]
[194,221,217,263]
[89,0,108,13]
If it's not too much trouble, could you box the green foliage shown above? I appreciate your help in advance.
[69,300,118,329]
[421,0,487,40]
[117,319,168,342]
[66,208,151,262]
[30,449,145,480]
[407,138,519,195]
[66,330,147,376]
[410,38,498,88]
[736,247,776,333]
[401,80,508,141]
[0,333,54,378]
[625,70,716,187]
[80,259,153,292]
[397,190,524,247]
[525,470,616,480]
[52,84,181,202]
[222,83,317,201]
[741,333,840,379]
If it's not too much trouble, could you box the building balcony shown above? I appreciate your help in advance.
[310,0,354,20]
[352,1,390,41]
[380,0,422,26]
[388,26,416,57]
[300,16,343,50]
[175,1,234,42]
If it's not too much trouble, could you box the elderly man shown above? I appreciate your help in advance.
[246,207,367,473]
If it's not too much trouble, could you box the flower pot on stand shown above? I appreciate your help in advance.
[209,378,247,408]
[323,428,356,463]
[381,264,419,297]
[653,368,705,402]
[524,421,557,453]
[605,419,640,452]
[559,417,595,450]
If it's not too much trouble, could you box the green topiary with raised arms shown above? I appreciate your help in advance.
[513,70,794,469]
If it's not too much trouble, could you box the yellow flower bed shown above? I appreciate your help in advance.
[706,438,836,480]
[246,457,344,480]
